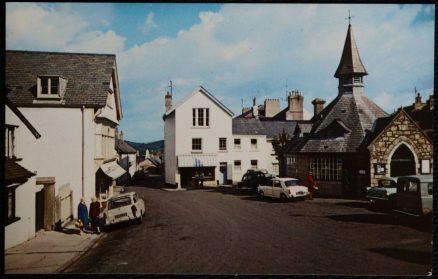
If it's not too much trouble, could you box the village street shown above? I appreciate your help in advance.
[63,181,432,275]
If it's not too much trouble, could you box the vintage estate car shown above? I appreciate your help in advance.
[394,175,433,217]
[237,170,273,190]
[103,192,145,226]
[257,177,309,201]
[366,177,398,206]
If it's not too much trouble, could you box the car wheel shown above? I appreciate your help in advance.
[258,191,264,200]
[280,194,287,202]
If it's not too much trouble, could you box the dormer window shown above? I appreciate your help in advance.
[37,76,67,99]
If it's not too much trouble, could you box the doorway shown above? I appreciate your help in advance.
[390,144,416,177]
[35,188,45,232]
[219,162,227,185]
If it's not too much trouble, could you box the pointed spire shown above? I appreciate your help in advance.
[334,24,368,78]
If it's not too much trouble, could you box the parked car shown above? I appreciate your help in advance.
[257,177,309,202]
[394,175,433,217]
[237,170,273,190]
[366,177,398,208]
[103,192,146,226]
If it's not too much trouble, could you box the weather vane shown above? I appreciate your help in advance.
[345,10,354,25]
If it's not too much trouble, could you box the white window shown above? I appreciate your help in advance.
[219,138,227,151]
[309,157,342,181]
[192,138,202,151]
[234,138,241,150]
[37,76,63,99]
[251,138,257,150]
[251,160,258,169]
[234,160,241,171]
[353,76,362,83]
[5,125,17,159]
[192,108,210,127]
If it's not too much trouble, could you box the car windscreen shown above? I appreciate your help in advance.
[378,179,396,188]
[284,180,300,187]
[108,196,132,209]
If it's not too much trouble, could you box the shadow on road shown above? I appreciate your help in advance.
[368,247,431,265]
[335,201,394,213]
[327,213,432,233]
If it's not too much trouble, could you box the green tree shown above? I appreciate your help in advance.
[272,128,291,177]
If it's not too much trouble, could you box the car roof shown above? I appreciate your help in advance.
[109,192,135,199]
[271,177,299,181]
[397,175,433,182]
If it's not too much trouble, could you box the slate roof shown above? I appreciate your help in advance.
[334,24,368,78]
[6,50,116,108]
[297,93,388,153]
[260,121,297,138]
[5,157,35,184]
[116,139,137,154]
[232,118,266,135]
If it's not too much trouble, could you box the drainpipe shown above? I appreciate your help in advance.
[81,105,85,197]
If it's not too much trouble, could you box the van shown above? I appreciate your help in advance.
[394,175,433,217]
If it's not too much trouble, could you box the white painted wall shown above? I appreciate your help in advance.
[5,105,97,250]
[5,106,39,249]
[231,134,269,183]
[164,88,276,187]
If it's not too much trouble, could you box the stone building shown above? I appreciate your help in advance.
[357,92,433,190]
[285,23,389,197]
[284,23,433,197]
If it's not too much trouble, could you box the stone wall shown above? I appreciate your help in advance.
[368,110,433,186]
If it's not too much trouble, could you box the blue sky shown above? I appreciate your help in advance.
[6,3,435,143]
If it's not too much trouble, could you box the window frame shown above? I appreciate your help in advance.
[309,157,342,181]
[250,138,258,150]
[234,160,241,171]
[250,160,258,169]
[192,108,210,127]
[192,138,202,152]
[5,124,17,159]
[5,185,21,226]
[219,138,227,151]
[37,76,61,99]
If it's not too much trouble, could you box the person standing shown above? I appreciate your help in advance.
[306,171,318,200]
[200,172,205,188]
[77,197,89,232]
[89,197,101,234]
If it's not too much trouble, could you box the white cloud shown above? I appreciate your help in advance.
[5,3,434,142]
[64,30,126,54]
[6,3,88,50]
[142,12,159,34]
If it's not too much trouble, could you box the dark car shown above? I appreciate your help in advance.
[237,170,273,190]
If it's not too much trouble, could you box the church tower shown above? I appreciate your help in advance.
[335,23,368,96]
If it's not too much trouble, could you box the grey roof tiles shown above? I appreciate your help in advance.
[6,50,116,107]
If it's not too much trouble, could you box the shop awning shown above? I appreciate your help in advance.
[100,161,126,179]
[177,154,217,168]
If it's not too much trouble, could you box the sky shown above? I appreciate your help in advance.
[6,3,435,143]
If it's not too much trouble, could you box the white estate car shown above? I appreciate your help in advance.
[257,177,309,201]
[103,192,145,226]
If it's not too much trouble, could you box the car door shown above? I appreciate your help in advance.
[272,180,282,198]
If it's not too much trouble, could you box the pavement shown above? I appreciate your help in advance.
[5,221,105,274]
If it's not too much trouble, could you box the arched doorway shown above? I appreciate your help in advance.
[390,144,416,177]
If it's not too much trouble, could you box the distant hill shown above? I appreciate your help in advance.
[125,140,164,154]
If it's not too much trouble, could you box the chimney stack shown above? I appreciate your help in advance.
[414,92,424,110]
[312,98,326,117]
[264,99,280,118]
[252,97,259,119]
[286,90,304,120]
[119,130,124,141]
[165,91,172,112]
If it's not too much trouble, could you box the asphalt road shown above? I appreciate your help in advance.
[64,184,432,275]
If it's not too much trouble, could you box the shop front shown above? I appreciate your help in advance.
[177,154,217,188]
